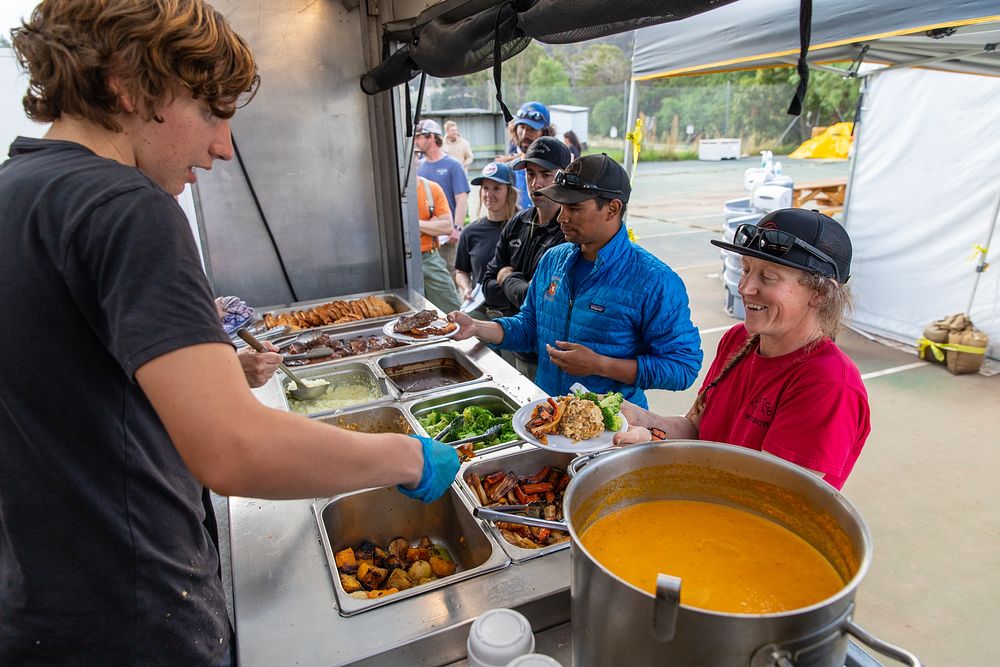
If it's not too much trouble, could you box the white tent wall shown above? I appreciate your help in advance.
[847,67,1000,359]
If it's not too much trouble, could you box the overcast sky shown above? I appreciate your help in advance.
[2,1,38,39]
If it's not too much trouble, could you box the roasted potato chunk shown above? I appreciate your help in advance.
[339,573,363,593]
[429,555,457,578]
[406,547,430,563]
[387,537,410,557]
[366,588,399,599]
[407,560,432,583]
[357,561,389,590]
[334,547,357,573]
[418,535,434,549]
[386,568,413,591]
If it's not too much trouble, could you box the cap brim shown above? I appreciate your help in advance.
[470,175,512,185]
[710,239,833,277]
[514,119,545,130]
[513,157,561,172]
[535,183,596,205]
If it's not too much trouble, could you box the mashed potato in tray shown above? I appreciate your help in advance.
[287,377,380,415]
[559,398,604,442]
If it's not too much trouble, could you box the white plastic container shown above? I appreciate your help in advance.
[698,138,741,160]
[467,609,535,667]
[506,654,563,667]
[752,183,793,213]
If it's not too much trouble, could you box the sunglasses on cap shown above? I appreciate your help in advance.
[517,109,546,123]
[554,169,624,197]
[733,223,842,282]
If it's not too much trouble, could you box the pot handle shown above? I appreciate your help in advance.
[844,621,923,667]
[652,572,682,642]
[567,448,619,478]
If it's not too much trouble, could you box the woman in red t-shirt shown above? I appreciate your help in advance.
[615,208,869,490]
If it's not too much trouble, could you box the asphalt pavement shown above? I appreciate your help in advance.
[628,156,999,667]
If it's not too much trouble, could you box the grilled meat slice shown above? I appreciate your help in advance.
[393,309,438,333]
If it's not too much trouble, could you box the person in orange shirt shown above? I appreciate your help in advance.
[417,173,462,312]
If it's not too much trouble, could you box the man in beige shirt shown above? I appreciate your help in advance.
[443,120,474,172]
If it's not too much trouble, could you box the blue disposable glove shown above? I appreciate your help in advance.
[397,435,460,503]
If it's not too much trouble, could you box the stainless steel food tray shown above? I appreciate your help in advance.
[457,447,574,564]
[254,291,415,334]
[280,361,393,418]
[406,385,523,459]
[313,486,509,616]
[273,323,411,367]
[377,344,488,398]
[318,404,420,435]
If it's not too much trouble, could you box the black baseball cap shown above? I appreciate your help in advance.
[711,208,852,283]
[536,153,631,205]
[513,136,572,172]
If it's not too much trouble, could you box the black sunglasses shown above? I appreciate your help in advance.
[733,223,842,282]
[554,170,623,197]
[517,109,546,123]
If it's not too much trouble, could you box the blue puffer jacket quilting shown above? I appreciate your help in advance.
[497,223,703,408]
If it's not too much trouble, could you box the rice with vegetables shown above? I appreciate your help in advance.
[559,398,604,442]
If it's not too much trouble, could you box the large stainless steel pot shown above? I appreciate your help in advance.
[563,442,921,667]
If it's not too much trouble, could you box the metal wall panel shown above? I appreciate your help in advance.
[195,0,399,306]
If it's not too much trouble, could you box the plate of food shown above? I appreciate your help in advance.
[512,390,627,454]
[383,309,460,343]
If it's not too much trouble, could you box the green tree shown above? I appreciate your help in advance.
[503,42,547,103]
[526,55,571,107]
[591,95,624,136]
[574,44,628,109]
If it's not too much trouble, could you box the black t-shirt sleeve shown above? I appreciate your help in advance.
[455,226,473,273]
[66,186,229,377]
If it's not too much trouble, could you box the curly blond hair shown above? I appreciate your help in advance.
[12,0,259,132]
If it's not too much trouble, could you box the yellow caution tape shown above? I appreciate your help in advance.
[917,337,986,362]
[625,117,644,157]
[967,244,990,267]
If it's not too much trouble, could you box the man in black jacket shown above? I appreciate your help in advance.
[482,136,573,378]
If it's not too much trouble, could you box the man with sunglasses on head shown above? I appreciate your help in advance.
[495,101,556,209]
[451,154,702,408]
[614,209,870,490]
[481,136,573,379]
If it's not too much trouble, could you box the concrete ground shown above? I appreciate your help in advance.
[628,157,1000,667]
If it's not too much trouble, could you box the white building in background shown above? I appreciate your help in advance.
[549,104,589,146]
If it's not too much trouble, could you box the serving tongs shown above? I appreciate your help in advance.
[446,424,504,447]
[282,347,335,362]
[473,506,567,532]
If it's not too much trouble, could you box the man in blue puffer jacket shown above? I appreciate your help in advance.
[449,154,702,408]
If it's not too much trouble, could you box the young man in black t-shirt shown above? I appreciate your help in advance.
[0,2,458,664]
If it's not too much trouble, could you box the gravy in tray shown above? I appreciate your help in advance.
[384,359,474,393]
[580,499,844,614]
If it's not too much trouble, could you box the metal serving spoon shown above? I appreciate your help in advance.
[237,328,328,401]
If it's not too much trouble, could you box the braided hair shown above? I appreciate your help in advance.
[686,333,760,423]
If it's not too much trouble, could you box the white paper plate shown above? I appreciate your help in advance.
[512,398,628,454]
[382,316,460,343]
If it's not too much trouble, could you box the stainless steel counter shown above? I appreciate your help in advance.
[231,289,564,666]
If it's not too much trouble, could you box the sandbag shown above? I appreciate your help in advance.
[919,314,971,365]
[946,328,988,375]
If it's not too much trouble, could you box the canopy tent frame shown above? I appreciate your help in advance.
[627,1,1000,359]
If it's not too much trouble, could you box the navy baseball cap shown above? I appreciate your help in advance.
[513,101,550,130]
[513,136,572,172]
[711,208,852,283]
[471,161,516,186]
[537,153,631,205]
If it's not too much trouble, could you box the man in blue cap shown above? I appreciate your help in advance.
[497,101,555,209]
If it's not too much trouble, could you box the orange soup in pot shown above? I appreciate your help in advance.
[579,499,844,614]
